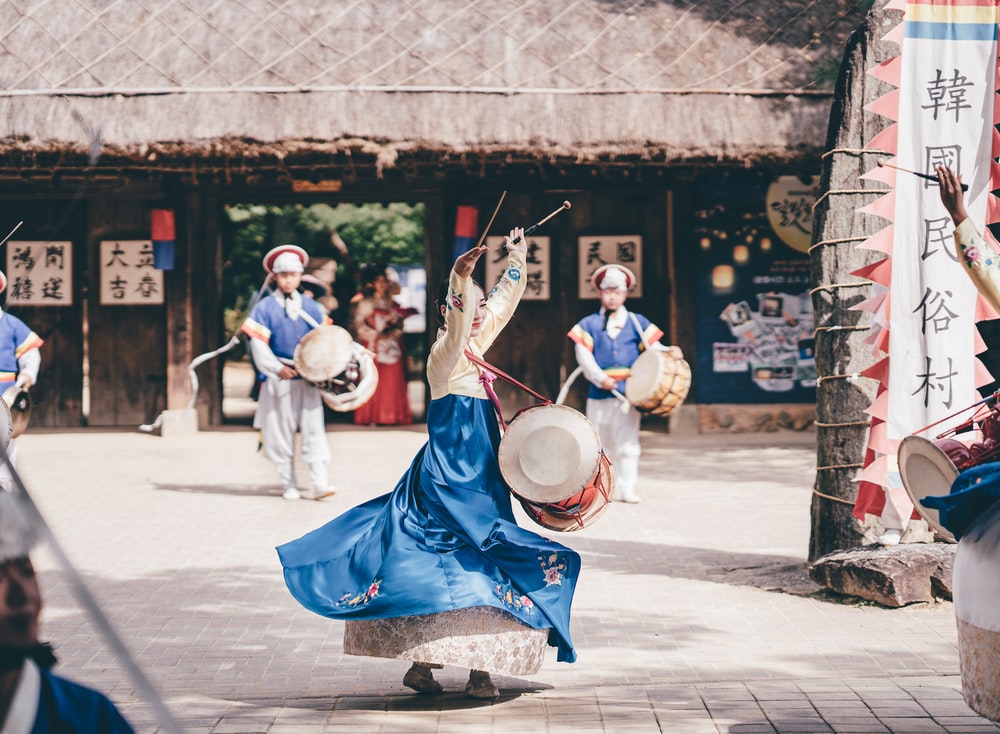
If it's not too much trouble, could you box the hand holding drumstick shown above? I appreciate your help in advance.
[453,227,526,278]
[936,165,969,227]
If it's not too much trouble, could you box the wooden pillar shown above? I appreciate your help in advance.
[809,4,896,560]
[165,198,192,411]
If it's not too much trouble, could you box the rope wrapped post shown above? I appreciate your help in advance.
[807,2,899,561]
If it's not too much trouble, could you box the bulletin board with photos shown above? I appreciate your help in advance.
[692,173,817,404]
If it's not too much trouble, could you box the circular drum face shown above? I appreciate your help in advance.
[898,435,958,543]
[498,404,602,504]
[294,325,354,382]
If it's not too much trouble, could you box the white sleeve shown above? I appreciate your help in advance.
[955,218,1000,314]
[16,349,40,386]
[249,338,284,378]
[575,342,609,388]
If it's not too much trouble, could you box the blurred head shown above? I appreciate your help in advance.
[599,287,627,312]
[267,246,307,296]
[275,270,302,296]
[0,492,42,651]
[299,274,329,300]
[0,557,41,651]
[359,264,389,299]
[371,273,389,297]
[592,264,635,312]
[264,245,308,274]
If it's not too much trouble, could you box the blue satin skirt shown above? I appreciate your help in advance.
[277,394,580,663]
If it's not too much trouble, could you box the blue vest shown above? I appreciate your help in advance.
[576,311,651,400]
[248,294,328,361]
[33,669,135,733]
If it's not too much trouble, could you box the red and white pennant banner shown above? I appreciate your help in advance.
[852,0,1000,527]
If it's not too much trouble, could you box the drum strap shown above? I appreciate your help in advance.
[463,349,551,430]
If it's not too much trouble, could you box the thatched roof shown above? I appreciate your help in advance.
[0,0,867,178]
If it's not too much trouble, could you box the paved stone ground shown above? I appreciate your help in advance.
[12,423,1000,734]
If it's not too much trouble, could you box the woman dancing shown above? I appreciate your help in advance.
[277,228,580,698]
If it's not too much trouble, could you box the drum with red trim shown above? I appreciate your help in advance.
[516,452,613,532]
[898,406,1000,543]
[497,403,613,531]
[625,346,691,417]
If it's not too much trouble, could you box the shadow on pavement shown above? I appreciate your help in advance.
[571,536,820,595]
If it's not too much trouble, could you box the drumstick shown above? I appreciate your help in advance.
[0,221,23,248]
[474,191,507,250]
[507,201,572,247]
[876,160,968,191]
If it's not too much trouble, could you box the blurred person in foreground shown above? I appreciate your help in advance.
[0,490,135,732]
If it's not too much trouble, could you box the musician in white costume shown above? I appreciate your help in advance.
[241,245,335,501]
[567,264,682,503]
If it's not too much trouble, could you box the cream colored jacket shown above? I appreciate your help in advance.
[955,218,1000,313]
[427,250,527,401]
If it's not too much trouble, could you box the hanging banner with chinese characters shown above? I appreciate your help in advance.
[852,0,1000,525]
[485,235,550,300]
[578,235,643,298]
[99,240,164,305]
[5,241,73,306]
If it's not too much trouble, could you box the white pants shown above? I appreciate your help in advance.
[254,378,331,491]
[586,398,641,501]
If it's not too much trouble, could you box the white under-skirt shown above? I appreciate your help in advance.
[344,606,549,676]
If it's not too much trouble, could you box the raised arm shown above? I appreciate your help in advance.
[936,165,1000,313]
[426,244,489,385]
[471,227,528,352]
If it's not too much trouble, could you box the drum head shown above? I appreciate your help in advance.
[1,386,30,439]
[0,397,11,449]
[294,325,354,383]
[624,348,691,416]
[897,435,958,543]
[498,404,602,503]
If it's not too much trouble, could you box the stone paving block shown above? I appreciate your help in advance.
[880,717,948,732]
[872,703,940,717]
[935,721,1000,733]
[772,721,834,733]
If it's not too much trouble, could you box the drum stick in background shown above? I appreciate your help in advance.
[474,191,507,249]
[876,160,968,191]
[507,201,572,247]
[0,221,23,248]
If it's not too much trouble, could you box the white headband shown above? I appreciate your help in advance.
[599,268,629,291]
[272,252,304,274]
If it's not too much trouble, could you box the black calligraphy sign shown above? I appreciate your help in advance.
[912,355,958,409]
[923,145,961,188]
[923,68,974,123]
[922,217,958,262]
[913,288,959,335]
[9,276,32,301]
